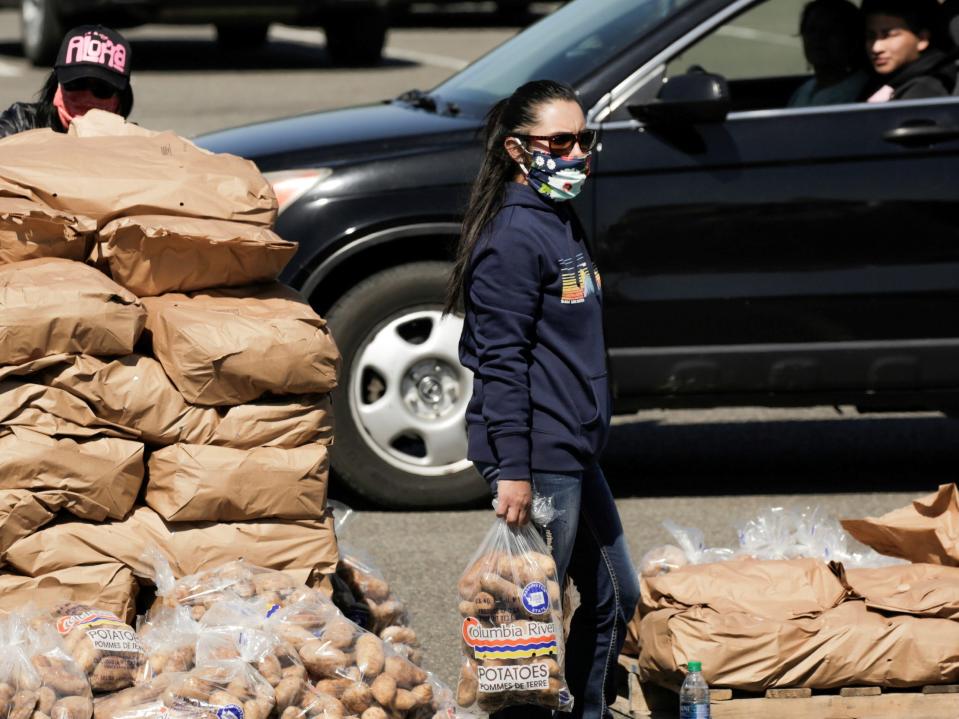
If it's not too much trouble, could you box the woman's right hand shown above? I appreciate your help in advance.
[496,479,533,527]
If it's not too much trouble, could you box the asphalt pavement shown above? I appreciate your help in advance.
[1,1,957,695]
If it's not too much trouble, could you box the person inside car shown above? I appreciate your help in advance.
[862,0,956,101]
[789,0,872,107]
[0,25,133,139]
[448,78,640,719]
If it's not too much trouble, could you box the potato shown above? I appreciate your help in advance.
[257,655,283,687]
[275,625,316,650]
[36,688,56,715]
[302,690,345,719]
[456,662,477,707]
[383,658,426,690]
[273,676,305,711]
[299,642,350,680]
[480,575,522,607]
[314,679,352,699]
[354,636,385,679]
[340,684,372,714]
[369,674,395,708]
[323,619,356,651]
[410,684,432,707]
[10,690,39,719]
[360,708,387,719]
[378,626,417,646]
[50,696,93,719]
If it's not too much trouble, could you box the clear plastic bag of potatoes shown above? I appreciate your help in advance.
[455,518,573,714]
[152,552,307,622]
[135,606,199,683]
[42,603,144,693]
[195,600,309,714]
[95,660,276,719]
[0,614,93,719]
[267,597,457,719]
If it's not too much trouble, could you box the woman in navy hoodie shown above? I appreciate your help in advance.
[447,80,641,719]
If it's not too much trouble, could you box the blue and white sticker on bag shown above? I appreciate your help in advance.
[521,582,549,615]
[216,705,244,719]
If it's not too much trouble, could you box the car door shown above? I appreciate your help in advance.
[588,0,959,407]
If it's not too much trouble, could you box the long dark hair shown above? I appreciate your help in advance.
[36,70,136,130]
[444,79,580,315]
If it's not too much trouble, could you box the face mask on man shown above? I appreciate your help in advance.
[517,144,591,202]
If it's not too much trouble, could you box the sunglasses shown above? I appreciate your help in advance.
[521,129,598,154]
[62,78,119,99]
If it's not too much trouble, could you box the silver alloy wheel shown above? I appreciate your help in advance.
[21,0,42,50]
[350,308,473,476]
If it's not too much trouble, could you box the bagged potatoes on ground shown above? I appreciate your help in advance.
[46,604,144,692]
[336,547,420,665]
[0,614,93,719]
[455,518,572,714]
[267,597,456,719]
[95,660,275,719]
[135,607,199,684]
[154,557,308,622]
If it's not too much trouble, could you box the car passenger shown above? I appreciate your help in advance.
[789,0,871,107]
[0,25,133,139]
[862,0,956,101]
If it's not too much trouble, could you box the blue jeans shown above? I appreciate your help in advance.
[476,462,641,719]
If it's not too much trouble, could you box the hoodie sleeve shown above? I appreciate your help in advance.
[468,216,542,481]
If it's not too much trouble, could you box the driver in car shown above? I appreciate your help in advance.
[863,0,956,101]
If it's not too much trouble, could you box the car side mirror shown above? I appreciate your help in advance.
[628,72,731,125]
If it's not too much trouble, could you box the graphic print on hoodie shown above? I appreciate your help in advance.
[459,182,609,480]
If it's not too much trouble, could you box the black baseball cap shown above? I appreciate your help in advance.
[55,25,131,90]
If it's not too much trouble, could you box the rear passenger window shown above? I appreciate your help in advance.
[665,0,809,81]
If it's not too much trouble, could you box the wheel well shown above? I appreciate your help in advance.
[302,232,458,316]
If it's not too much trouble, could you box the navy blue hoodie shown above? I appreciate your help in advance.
[459,181,609,480]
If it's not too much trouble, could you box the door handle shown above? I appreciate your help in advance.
[883,119,959,146]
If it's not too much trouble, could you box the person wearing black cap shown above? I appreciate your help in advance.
[0,25,133,139]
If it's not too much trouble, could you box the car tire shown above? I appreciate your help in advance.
[325,261,487,508]
[20,0,62,66]
[323,8,387,66]
[216,24,270,50]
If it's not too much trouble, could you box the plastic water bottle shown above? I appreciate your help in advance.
[679,661,710,719]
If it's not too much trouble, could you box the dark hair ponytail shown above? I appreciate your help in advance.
[444,79,580,315]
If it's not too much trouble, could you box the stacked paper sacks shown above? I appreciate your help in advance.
[0,111,340,619]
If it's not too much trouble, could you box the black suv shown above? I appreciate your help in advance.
[198,0,959,508]
[20,0,391,66]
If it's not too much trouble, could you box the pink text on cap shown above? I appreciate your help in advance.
[65,31,127,73]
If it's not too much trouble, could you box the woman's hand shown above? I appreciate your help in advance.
[496,479,533,527]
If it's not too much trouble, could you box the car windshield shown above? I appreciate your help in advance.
[432,0,697,113]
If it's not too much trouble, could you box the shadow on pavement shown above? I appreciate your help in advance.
[602,414,959,498]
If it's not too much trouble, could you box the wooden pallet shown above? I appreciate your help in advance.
[612,656,959,719]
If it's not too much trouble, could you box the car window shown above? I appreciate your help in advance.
[665,0,808,81]
[433,0,698,114]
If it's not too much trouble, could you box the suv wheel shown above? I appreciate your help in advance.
[325,261,486,508]
[323,8,387,66]
[21,0,61,66]
[216,24,270,50]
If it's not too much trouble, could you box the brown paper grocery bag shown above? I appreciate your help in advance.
[38,354,333,448]
[99,215,297,297]
[0,258,145,365]
[211,394,333,449]
[846,563,959,620]
[0,120,276,227]
[0,488,111,557]
[639,599,959,691]
[0,426,143,520]
[0,197,94,265]
[146,443,329,522]
[842,484,959,565]
[0,380,132,439]
[144,283,339,406]
[39,354,219,446]
[0,564,138,622]
[639,558,849,619]
[5,506,338,582]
